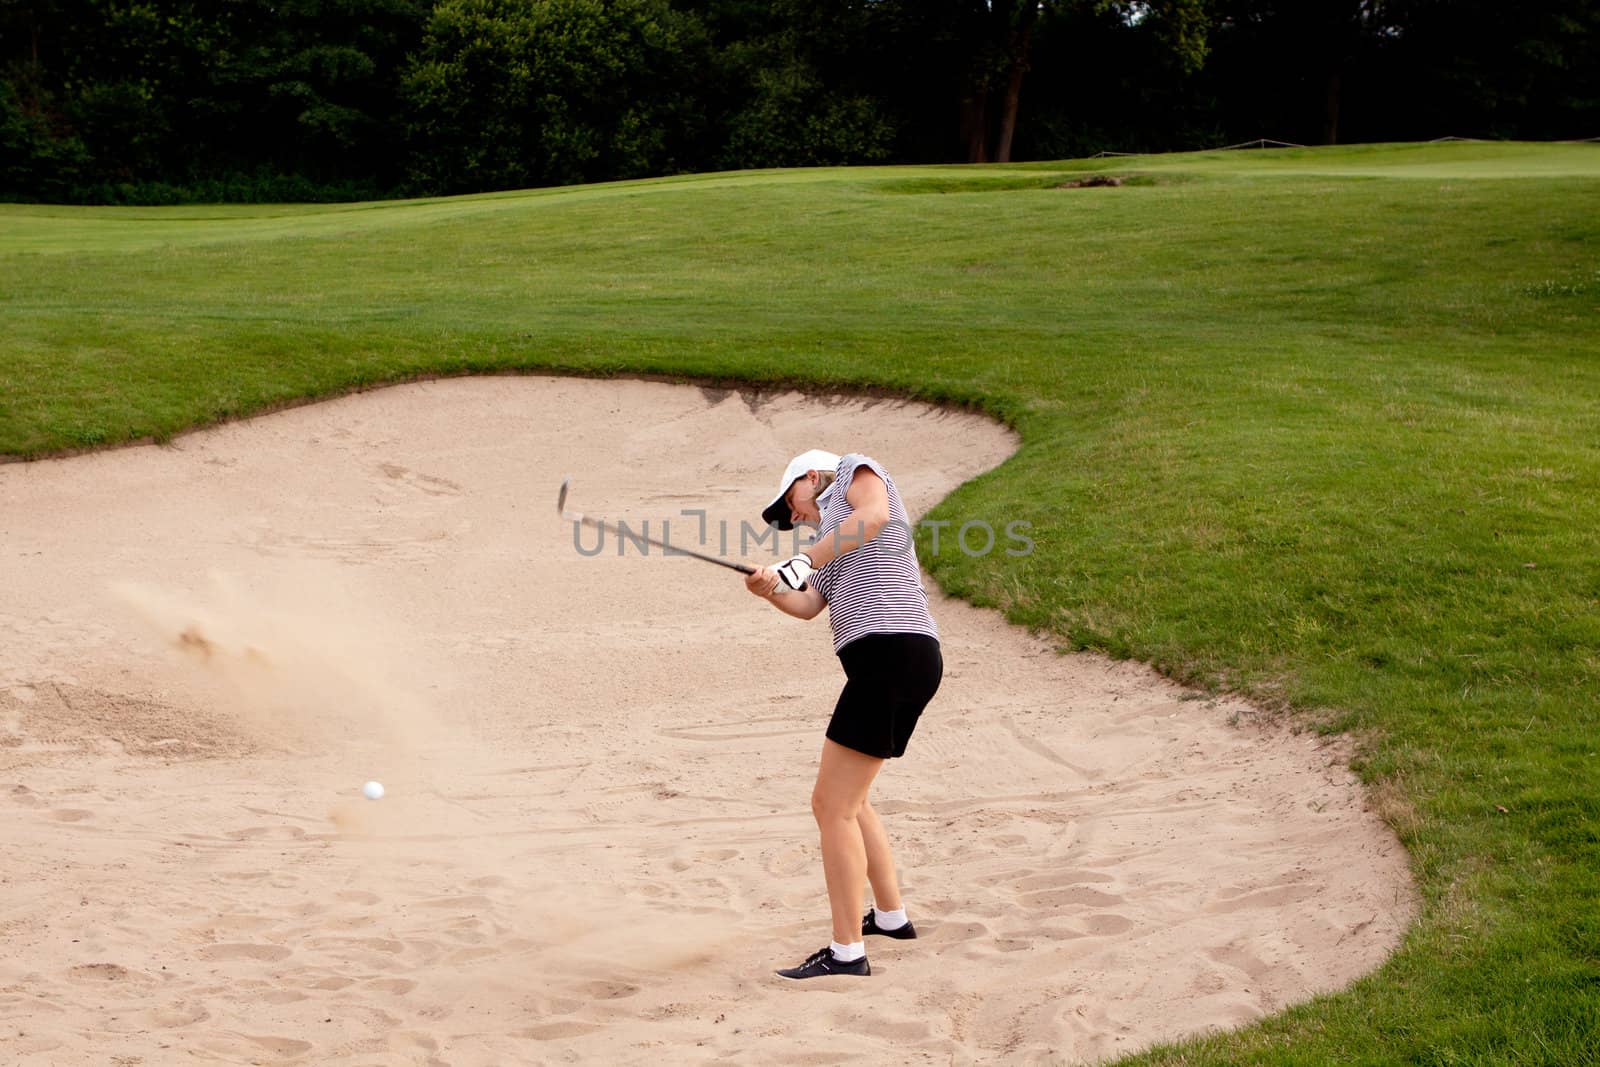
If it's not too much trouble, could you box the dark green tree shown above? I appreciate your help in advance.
[2,0,1594,201]
[1379,0,1599,140]
[1197,0,1596,145]
[1015,1,1224,158]
[699,0,895,169]
[30,1,228,184]
[213,0,428,183]
[1,0,428,200]
[873,1,1212,164]
[401,0,710,193]
[1203,0,1397,145]
[0,1,89,196]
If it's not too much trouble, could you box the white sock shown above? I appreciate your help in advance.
[830,939,866,962]
[873,906,909,931]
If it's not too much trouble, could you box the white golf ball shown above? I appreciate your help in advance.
[362,780,385,801]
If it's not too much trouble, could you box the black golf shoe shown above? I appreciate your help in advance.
[775,946,870,980]
[862,909,918,940]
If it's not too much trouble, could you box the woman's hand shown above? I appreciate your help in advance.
[746,566,827,620]
[746,565,782,599]
[774,554,814,592]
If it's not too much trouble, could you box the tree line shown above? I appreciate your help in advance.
[2,0,1594,204]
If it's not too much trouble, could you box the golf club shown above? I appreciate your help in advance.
[557,477,757,576]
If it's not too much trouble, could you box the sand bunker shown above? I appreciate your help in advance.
[0,377,1412,1064]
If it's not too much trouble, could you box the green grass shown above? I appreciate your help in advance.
[4,141,1599,1062]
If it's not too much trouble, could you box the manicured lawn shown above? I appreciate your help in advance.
[3,141,1597,1063]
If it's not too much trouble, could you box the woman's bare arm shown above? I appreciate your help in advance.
[745,565,827,619]
[803,465,890,571]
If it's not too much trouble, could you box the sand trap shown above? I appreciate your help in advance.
[0,377,1412,1065]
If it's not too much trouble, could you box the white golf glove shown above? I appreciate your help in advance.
[774,554,815,593]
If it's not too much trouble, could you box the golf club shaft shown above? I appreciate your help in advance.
[566,512,755,575]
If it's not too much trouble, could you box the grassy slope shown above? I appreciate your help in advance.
[3,142,1598,1063]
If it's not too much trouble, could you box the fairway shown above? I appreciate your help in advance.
[2,142,1598,1063]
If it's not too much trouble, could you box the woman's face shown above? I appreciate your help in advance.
[785,471,824,527]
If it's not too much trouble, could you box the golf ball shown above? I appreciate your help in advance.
[362,780,385,801]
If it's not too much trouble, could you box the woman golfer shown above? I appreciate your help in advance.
[746,449,943,979]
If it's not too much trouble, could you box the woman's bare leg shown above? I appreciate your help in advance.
[811,739,886,945]
[857,799,903,912]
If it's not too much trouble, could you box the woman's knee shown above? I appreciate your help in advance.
[811,786,864,824]
[812,739,883,824]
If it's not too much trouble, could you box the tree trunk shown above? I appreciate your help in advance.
[994,24,1034,164]
[962,91,990,163]
[1321,69,1342,145]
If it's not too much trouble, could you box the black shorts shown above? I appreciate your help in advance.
[828,633,943,759]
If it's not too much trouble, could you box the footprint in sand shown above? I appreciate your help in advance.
[1023,886,1126,909]
[227,825,306,841]
[8,784,44,807]
[243,1035,313,1058]
[347,1004,403,1029]
[307,935,405,962]
[1014,869,1118,890]
[1078,913,1137,936]
[444,946,498,964]
[417,894,494,909]
[68,963,140,982]
[204,912,274,934]
[527,994,584,1017]
[49,808,93,821]
[829,1014,931,1042]
[1206,940,1272,979]
[335,889,380,904]
[576,979,639,1000]
[143,1001,210,1028]
[518,1021,603,1041]
[195,943,292,962]
[658,716,813,742]
[762,844,810,878]
[1205,881,1319,913]
[377,462,463,497]
[937,920,991,943]
[364,978,417,995]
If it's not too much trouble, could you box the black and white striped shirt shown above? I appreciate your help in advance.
[810,454,939,654]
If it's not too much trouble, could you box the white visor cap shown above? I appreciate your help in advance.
[761,449,842,530]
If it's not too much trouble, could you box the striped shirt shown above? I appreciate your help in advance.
[809,454,939,654]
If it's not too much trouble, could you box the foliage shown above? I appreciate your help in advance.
[1379,0,1600,140]
[0,0,1596,200]
[1198,0,1599,145]
[707,0,895,168]
[216,0,428,181]
[400,0,708,193]
[0,68,88,197]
